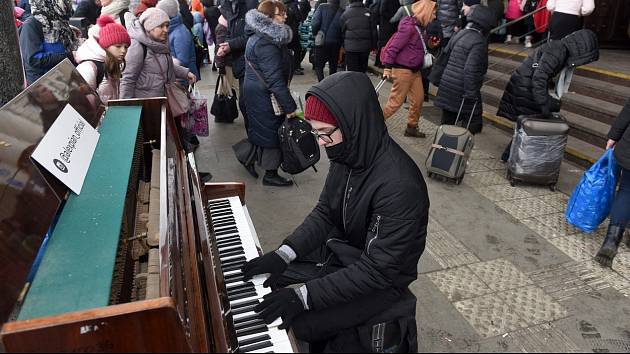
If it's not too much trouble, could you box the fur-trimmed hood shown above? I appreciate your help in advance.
[245,9,292,46]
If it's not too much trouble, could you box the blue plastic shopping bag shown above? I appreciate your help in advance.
[566,149,621,233]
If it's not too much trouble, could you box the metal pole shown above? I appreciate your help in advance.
[0,0,25,107]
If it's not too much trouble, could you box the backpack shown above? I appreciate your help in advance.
[278,118,320,174]
[86,60,106,88]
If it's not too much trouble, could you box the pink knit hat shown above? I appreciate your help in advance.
[97,16,131,49]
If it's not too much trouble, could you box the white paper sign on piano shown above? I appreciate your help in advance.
[31,104,100,195]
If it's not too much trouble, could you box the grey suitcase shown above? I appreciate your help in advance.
[425,100,476,185]
[507,114,569,191]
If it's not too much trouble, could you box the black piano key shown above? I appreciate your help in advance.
[213,210,234,217]
[208,199,230,206]
[218,243,244,252]
[238,334,272,347]
[208,203,230,211]
[233,312,260,325]
[236,324,269,338]
[233,304,258,316]
[223,263,246,273]
[217,240,243,249]
[227,282,254,293]
[216,228,239,236]
[214,220,237,228]
[221,257,247,267]
[240,341,274,353]
[229,291,257,302]
[212,215,236,223]
[228,286,256,298]
[224,274,244,283]
[219,248,245,258]
[235,319,266,331]
[232,299,260,310]
[228,289,256,300]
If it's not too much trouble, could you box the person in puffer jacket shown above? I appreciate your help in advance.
[340,0,378,73]
[242,72,429,351]
[434,5,495,135]
[436,0,462,47]
[595,99,630,268]
[157,0,201,80]
[236,1,297,187]
[497,29,599,161]
[75,15,131,102]
[20,0,77,85]
[381,0,436,138]
[120,8,195,99]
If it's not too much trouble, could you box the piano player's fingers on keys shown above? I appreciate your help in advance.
[241,251,288,284]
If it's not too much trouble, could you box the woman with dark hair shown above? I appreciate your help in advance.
[19,0,77,85]
[75,15,131,102]
[236,0,297,186]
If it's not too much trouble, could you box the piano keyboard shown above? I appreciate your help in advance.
[207,197,294,354]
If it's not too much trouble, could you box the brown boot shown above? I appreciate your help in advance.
[404,124,426,138]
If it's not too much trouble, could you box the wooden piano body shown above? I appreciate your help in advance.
[0,61,292,352]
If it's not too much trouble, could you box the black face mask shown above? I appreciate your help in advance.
[325,141,346,162]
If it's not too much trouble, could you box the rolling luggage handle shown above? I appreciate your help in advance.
[375,79,386,95]
[454,98,478,131]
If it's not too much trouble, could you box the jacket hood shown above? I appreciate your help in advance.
[168,14,184,33]
[307,72,388,170]
[561,29,599,67]
[245,9,293,45]
[412,0,436,28]
[326,0,340,7]
[127,17,171,53]
[193,12,203,24]
[75,36,107,63]
[466,5,495,33]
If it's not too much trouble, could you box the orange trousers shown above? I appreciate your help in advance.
[382,68,424,127]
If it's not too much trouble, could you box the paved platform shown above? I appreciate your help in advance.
[194,65,630,352]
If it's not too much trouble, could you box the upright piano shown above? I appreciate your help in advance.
[0,60,296,352]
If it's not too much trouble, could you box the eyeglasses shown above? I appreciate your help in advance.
[312,127,338,144]
[274,12,287,18]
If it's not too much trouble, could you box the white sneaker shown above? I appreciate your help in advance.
[504,35,513,44]
[524,36,533,48]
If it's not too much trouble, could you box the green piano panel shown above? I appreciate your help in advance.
[18,105,142,320]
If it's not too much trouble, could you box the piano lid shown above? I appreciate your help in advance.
[0,60,104,325]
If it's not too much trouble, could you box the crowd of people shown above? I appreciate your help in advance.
[9,0,629,351]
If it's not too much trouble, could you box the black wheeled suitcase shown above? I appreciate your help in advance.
[425,100,477,185]
[507,114,570,191]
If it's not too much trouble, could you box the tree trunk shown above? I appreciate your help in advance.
[0,1,25,107]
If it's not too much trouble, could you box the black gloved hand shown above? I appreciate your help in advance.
[241,251,288,287]
[540,101,551,116]
[255,287,306,330]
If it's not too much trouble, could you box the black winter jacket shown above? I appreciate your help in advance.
[609,99,630,171]
[284,0,303,53]
[73,0,101,26]
[222,0,260,79]
[373,0,399,47]
[434,5,495,116]
[340,2,377,52]
[312,0,343,47]
[243,10,297,148]
[284,72,429,311]
[436,0,462,39]
[497,29,599,122]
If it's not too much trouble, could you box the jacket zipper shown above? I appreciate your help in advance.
[342,170,352,233]
[367,215,381,256]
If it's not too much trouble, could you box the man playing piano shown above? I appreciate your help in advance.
[242,72,430,352]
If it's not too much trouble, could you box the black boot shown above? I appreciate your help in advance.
[594,225,625,267]
[263,170,293,187]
